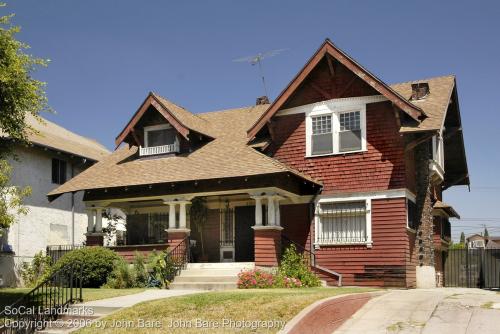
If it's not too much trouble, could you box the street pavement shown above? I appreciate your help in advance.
[335,288,500,334]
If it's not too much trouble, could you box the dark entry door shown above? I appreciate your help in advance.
[235,206,255,262]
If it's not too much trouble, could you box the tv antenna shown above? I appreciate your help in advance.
[233,48,288,98]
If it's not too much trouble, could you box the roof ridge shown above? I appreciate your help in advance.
[153,93,210,123]
[390,74,456,86]
[198,104,270,116]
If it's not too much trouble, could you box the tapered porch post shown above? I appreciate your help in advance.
[251,193,284,267]
[168,202,177,229]
[164,198,191,255]
[85,207,105,246]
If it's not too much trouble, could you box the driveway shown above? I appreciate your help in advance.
[335,288,500,334]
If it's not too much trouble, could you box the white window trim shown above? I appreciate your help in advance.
[406,198,417,233]
[314,198,372,248]
[143,124,178,148]
[305,101,368,157]
[430,132,445,180]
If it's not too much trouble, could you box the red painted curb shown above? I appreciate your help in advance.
[281,292,380,334]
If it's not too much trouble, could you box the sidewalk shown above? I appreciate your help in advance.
[335,288,500,334]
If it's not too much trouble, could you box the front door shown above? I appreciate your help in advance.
[235,206,255,262]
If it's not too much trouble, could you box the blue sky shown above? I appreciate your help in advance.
[5,0,500,240]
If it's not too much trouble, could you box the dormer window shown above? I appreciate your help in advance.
[140,124,179,156]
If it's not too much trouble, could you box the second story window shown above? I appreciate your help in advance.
[307,106,366,157]
[52,158,67,184]
[141,124,179,156]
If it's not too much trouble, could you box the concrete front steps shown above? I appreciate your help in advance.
[170,262,254,290]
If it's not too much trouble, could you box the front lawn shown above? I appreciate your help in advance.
[77,287,376,334]
[0,288,145,311]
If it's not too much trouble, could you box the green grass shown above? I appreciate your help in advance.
[77,287,376,334]
[0,288,145,311]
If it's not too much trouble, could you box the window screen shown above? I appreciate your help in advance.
[317,201,367,244]
[147,128,176,147]
[339,111,362,152]
[311,115,333,155]
[52,158,67,184]
[407,200,418,230]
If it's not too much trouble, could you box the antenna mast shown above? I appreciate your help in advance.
[233,48,288,98]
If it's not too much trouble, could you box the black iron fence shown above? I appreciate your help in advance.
[444,248,500,289]
[46,244,84,264]
[0,262,83,334]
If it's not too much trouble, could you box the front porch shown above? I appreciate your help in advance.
[85,188,309,267]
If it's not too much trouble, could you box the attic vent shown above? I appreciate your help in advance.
[256,96,270,105]
[411,82,430,100]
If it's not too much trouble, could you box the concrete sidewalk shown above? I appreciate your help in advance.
[79,289,200,308]
[335,288,500,334]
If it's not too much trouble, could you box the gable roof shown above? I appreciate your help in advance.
[115,93,216,147]
[1,114,110,161]
[48,104,320,199]
[247,39,425,139]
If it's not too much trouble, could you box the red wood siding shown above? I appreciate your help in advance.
[281,203,311,250]
[315,198,409,287]
[269,101,406,194]
[254,229,281,266]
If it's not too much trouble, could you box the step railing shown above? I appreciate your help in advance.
[164,237,191,282]
[0,262,83,334]
[281,234,342,286]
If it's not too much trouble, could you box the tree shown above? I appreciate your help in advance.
[484,228,489,238]
[459,232,465,244]
[0,3,48,234]
[0,2,49,157]
[0,160,31,231]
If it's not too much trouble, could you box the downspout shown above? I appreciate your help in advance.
[308,187,322,266]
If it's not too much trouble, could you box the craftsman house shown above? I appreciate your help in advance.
[48,39,469,288]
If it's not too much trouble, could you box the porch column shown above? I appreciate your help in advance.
[86,209,95,233]
[179,201,190,229]
[267,196,276,226]
[251,196,263,226]
[85,207,104,246]
[95,208,103,233]
[168,202,177,229]
[274,197,281,227]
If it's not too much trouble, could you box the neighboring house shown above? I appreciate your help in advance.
[0,115,109,287]
[467,234,500,249]
[48,39,469,288]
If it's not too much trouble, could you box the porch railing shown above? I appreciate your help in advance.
[164,236,191,282]
[281,234,342,286]
[46,244,84,264]
[0,262,83,334]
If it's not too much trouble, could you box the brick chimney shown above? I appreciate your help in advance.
[256,96,270,105]
[411,82,430,100]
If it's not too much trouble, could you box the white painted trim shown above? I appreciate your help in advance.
[276,95,388,116]
[251,225,283,231]
[143,123,179,150]
[317,189,416,203]
[302,96,375,157]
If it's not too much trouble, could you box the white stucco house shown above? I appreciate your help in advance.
[0,115,110,287]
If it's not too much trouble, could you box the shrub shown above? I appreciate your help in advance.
[273,272,303,288]
[52,247,120,288]
[147,250,178,288]
[105,259,135,289]
[237,269,275,289]
[278,244,321,287]
[18,251,51,287]
[132,251,148,287]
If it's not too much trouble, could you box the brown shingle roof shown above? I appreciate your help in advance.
[48,104,319,197]
[47,75,459,198]
[1,114,110,161]
[390,75,456,133]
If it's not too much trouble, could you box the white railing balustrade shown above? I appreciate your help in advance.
[139,142,180,156]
